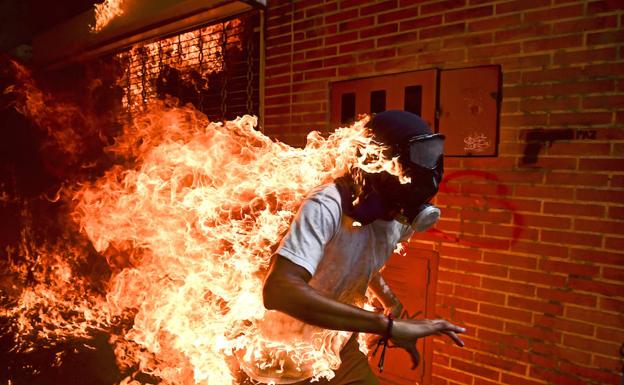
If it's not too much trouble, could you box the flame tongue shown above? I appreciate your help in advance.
[5,61,408,383]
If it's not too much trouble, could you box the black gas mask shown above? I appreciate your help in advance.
[344,111,445,231]
[390,132,445,230]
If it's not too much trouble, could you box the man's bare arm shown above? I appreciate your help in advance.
[263,255,465,368]
[263,255,388,334]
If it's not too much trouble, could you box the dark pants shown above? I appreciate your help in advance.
[237,334,380,385]
[292,334,380,385]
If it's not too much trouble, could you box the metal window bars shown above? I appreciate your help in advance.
[116,11,259,122]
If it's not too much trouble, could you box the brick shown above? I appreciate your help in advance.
[560,362,621,384]
[421,0,466,15]
[588,30,624,45]
[536,314,595,335]
[506,322,561,343]
[303,67,335,80]
[456,287,506,305]
[374,56,417,72]
[323,53,357,67]
[577,188,622,203]
[495,24,551,43]
[539,259,600,277]
[483,277,535,296]
[439,269,481,286]
[599,297,624,313]
[361,0,398,15]
[593,355,621,372]
[445,5,493,23]
[433,365,474,385]
[501,373,545,385]
[325,9,358,24]
[294,17,324,32]
[397,39,442,55]
[554,47,617,65]
[543,202,605,218]
[443,32,493,48]
[304,2,338,18]
[338,16,374,32]
[456,310,504,330]
[545,172,609,187]
[571,248,624,265]
[523,34,583,52]
[439,244,483,260]
[525,4,584,21]
[359,23,398,39]
[480,303,533,323]
[440,294,480,312]
[537,287,597,307]
[497,53,551,69]
[509,268,567,286]
[399,15,443,31]
[553,15,618,34]
[514,185,574,200]
[378,31,419,47]
[496,0,550,13]
[468,42,521,58]
[451,358,500,380]
[564,334,621,356]
[530,366,586,385]
[597,326,624,342]
[377,6,420,24]
[420,23,466,40]
[583,94,624,109]
[588,0,624,13]
[579,158,624,172]
[575,218,624,235]
[522,67,584,84]
[468,14,521,32]
[418,49,465,65]
[305,46,337,60]
[483,252,537,269]
[608,206,624,219]
[606,236,624,250]
[457,260,509,277]
[521,214,571,230]
[324,31,358,45]
[569,278,624,297]
[551,112,613,126]
[478,329,530,349]
[508,296,563,316]
[305,25,337,39]
[338,39,374,54]
[540,229,602,247]
[548,143,612,157]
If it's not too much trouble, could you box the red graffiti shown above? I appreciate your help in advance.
[427,170,525,250]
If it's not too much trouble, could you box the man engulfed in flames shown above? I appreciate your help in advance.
[252,110,466,384]
[2,57,464,385]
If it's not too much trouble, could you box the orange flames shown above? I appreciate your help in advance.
[117,19,241,111]
[3,60,407,384]
[92,0,125,33]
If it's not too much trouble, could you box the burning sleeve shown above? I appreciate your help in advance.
[276,184,342,276]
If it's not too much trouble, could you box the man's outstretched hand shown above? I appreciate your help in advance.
[390,319,466,369]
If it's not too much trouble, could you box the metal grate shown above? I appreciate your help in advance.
[115,11,260,122]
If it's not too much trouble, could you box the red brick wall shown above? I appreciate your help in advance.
[263,1,624,384]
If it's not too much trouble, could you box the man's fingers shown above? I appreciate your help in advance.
[443,331,465,347]
[408,344,420,369]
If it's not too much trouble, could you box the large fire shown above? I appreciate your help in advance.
[1,61,407,384]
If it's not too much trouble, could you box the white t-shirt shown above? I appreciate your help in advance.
[277,183,413,307]
[242,184,413,384]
